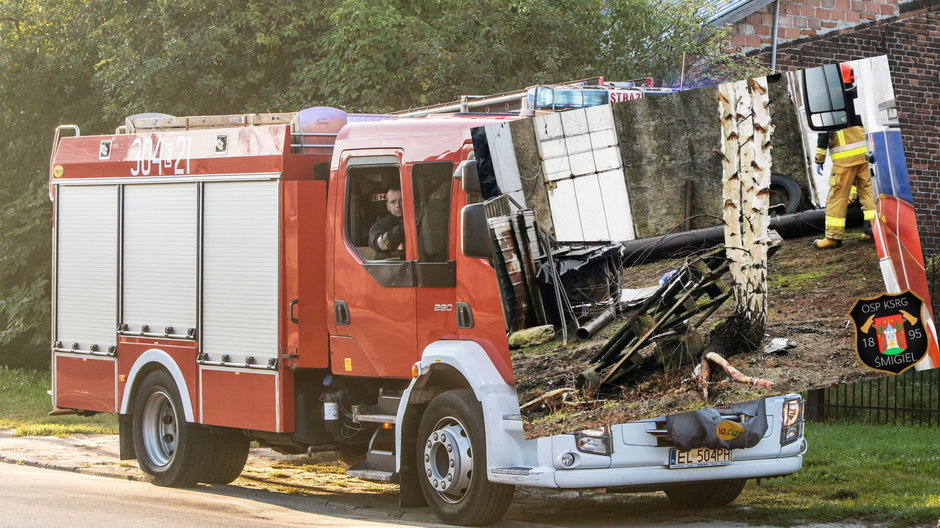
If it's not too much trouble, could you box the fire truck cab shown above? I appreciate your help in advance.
[49,100,805,525]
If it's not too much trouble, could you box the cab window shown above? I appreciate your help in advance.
[345,165,404,261]
[412,162,453,262]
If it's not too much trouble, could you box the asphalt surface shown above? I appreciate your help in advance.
[0,430,874,528]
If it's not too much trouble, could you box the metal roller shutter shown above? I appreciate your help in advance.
[55,185,118,352]
[201,181,279,365]
[122,183,198,336]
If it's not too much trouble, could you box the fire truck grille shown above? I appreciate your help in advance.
[645,412,753,448]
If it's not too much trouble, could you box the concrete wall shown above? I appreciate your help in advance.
[497,79,809,241]
[612,85,723,238]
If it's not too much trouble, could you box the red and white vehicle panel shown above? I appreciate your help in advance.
[51,123,328,434]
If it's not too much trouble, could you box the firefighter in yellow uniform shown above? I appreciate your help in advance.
[813,125,875,249]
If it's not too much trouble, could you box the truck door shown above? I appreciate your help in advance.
[412,161,459,349]
[331,153,417,379]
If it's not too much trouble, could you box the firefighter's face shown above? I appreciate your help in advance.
[386,189,403,217]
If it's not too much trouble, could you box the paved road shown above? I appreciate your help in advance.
[0,431,874,528]
[0,462,871,528]
[0,463,443,528]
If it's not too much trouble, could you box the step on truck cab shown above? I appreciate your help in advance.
[49,104,805,526]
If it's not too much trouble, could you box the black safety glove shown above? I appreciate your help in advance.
[385,223,405,248]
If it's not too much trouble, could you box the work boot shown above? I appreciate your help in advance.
[813,237,842,250]
[861,221,873,242]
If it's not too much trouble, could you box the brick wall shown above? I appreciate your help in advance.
[731,0,938,273]
[745,0,939,258]
[729,0,906,53]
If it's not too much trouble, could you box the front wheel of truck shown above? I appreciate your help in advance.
[416,389,514,526]
[132,369,212,487]
[664,478,746,507]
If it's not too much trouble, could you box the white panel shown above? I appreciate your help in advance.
[598,169,636,241]
[573,175,610,241]
[543,156,571,182]
[485,123,526,208]
[533,112,564,141]
[568,151,597,177]
[560,109,590,135]
[563,134,592,155]
[122,184,198,333]
[547,179,584,242]
[538,137,568,160]
[589,128,619,149]
[56,186,118,351]
[585,104,615,130]
[202,181,279,361]
[593,146,623,173]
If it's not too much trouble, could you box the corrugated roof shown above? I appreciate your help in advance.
[702,0,777,25]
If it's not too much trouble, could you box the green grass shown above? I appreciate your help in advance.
[768,269,827,289]
[728,422,940,527]
[0,366,117,436]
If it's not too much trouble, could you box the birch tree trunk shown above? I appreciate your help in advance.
[717,77,773,346]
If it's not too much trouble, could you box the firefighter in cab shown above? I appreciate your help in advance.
[813,64,875,250]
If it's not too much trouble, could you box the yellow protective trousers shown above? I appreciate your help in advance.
[825,162,875,240]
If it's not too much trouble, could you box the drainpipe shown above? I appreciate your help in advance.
[770,0,782,71]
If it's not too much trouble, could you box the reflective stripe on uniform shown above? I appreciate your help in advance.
[826,215,846,227]
[831,140,866,153]
[831,146,867,160]
[864,209,875,220]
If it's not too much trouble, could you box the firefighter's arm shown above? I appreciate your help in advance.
[814,132,829,165]
[378,224,404,250]
[370,220,404,251]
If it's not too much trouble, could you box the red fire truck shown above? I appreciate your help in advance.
[48,86,805,525]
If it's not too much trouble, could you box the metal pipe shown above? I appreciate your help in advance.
[621,207,864,264]
[576,306,617,340]
[771,0,782,72]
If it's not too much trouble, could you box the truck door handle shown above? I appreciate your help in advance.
[334,300,351,326]
[456,302,474,329]
[289,299,299,324]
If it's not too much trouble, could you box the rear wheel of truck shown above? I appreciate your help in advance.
[132,370,212,487]
[204,430,250,484]
[663,478,746,507]
[416,389,514,526]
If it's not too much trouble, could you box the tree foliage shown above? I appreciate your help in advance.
[0,0,764,368]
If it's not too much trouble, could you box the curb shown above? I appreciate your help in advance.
[0,454,147,482]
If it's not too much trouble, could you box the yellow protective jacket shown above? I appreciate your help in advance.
[815,125,867,167]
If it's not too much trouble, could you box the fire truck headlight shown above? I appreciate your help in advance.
[780,397,804,446]
[575,426,612,456]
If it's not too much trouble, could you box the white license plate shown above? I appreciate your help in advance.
[668,447,731,469]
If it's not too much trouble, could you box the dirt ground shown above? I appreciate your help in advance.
[516,231,887,438]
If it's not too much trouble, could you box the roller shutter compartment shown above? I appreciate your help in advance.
[201,181,279,366]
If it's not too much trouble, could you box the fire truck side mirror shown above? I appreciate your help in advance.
[457,160,481,195]
[461,203,492,259]
[802,63,860,131]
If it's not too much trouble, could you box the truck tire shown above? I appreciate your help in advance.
[132,370,212,487]
[416,389,515,526]
[664,478,746,507]
[769,173,802,215]
[204,430,250,484]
